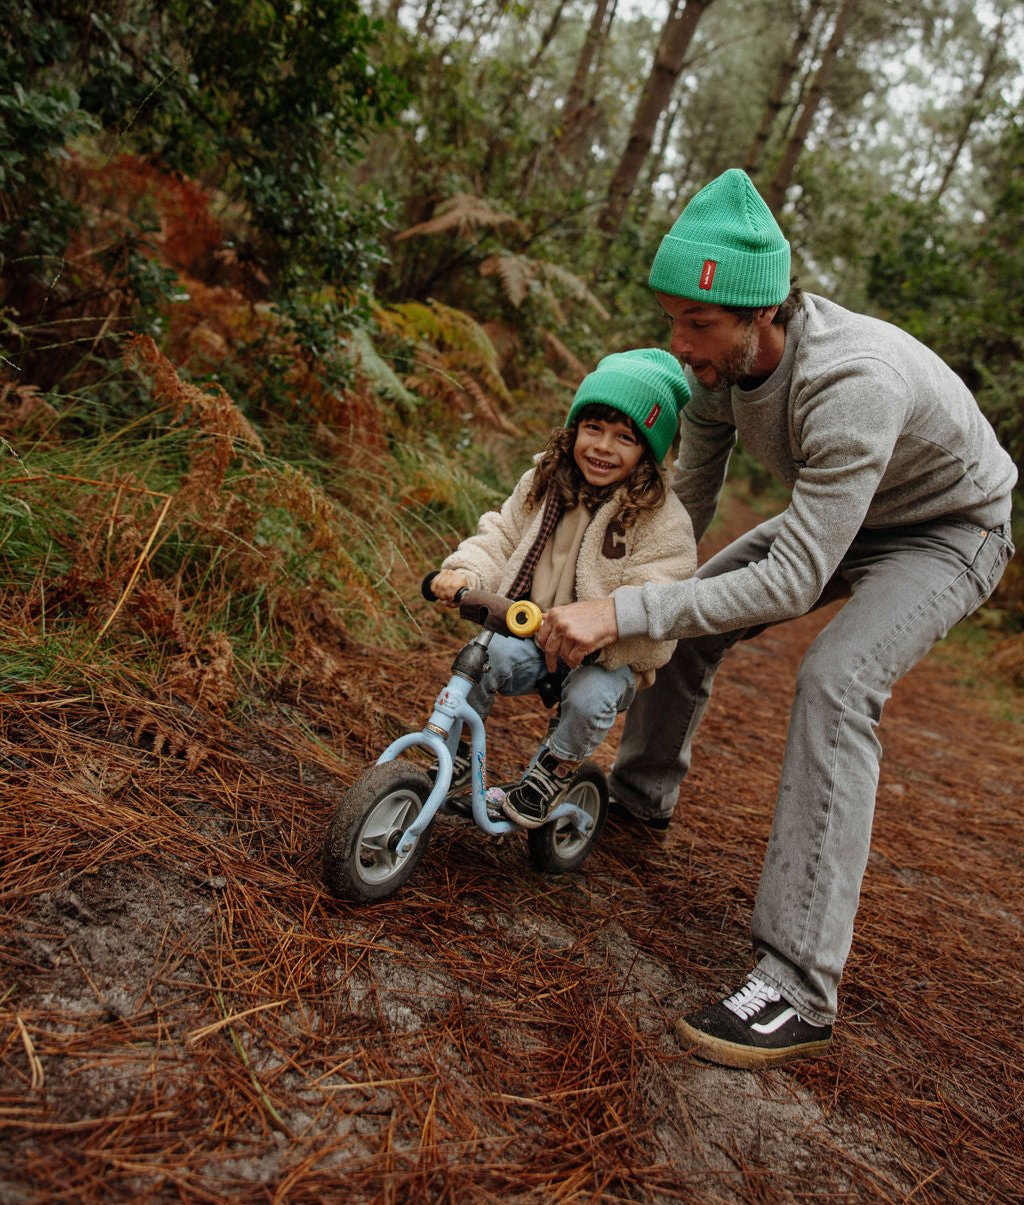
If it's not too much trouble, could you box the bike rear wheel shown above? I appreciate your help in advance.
[322,760,434,903]
[527,761,607,874]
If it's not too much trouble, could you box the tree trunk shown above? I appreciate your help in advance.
[416,0,439,37]
[644,100,681,197]
[743,0,821,176]
[763,0,857,215]
[496,0,572,122]
[528,0,571,74]
[930,16,1006,204]
[598,0,716,236]
[660,106,716,218]
[560,0,616,145]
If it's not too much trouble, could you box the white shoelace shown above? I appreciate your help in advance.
[723,977,781,1020]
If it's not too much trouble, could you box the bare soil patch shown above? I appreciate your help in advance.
[2,502,1021,1202]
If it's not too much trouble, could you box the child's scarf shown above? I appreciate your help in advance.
[506,491,564,601]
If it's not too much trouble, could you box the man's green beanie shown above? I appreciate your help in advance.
[649,168,790,306]
[566,347,689,464]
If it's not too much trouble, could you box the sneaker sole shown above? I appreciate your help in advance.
[499,800,547,830]
[673,1017,831,1069]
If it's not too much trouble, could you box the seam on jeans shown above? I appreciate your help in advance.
[796,693,848,971]
[795,550,983,969]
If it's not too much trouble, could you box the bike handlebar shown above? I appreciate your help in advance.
[422,573,542,638]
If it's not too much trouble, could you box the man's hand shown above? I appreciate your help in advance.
[537,598,618,670]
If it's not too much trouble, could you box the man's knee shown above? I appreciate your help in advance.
[795,635,887,724]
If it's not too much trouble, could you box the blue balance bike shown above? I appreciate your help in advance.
[321,577,609,903]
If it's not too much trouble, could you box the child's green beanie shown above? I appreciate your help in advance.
[648,168,790,306]
[566,347,689,464]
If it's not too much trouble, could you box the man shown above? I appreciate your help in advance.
[536,168,1017,1069]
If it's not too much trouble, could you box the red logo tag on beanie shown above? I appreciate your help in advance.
[644,403,661,430]
[700,260,717,290]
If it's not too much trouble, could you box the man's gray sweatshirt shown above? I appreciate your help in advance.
[615,293,1018,642]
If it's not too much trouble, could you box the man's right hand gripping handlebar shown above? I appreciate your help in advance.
[536,598,619,672]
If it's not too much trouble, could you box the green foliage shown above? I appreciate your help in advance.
[1,0,406,419]
[142,0,404,292]
[348,327,419,410]
[0,8,96,282]
[864,111,1024,494]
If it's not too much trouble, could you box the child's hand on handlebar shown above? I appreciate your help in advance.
[430,570,471,606]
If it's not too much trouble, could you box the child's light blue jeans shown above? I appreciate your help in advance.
[469,634,636,763]
[609,514,1015,1023]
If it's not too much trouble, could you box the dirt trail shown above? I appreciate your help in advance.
[2,501,1021,1202]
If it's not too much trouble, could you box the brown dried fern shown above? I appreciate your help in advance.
[395,193,527,242]
[539,329,588,382]
[479,254,532,308]
[165,634,237,712]
[125,333,263,511]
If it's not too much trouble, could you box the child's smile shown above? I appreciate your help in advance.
[573,417,644,487]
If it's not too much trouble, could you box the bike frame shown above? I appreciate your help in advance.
[376,630,594,856]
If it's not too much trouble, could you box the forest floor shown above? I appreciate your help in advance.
[2,498,1022,1203]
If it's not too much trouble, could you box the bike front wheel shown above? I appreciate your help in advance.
[322,760,434,903]
[527,761,608,875]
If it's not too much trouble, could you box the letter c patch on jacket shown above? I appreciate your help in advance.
[602,521,627,560]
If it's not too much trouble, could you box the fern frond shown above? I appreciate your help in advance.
[475,253,610,326]
[349,328,419,411]
[376,301,502,390]
[429,301,509,395]
[540,330,589,381]
[479,255,533,308]
[401,352,518,436]
[373,300,519,435]
[395,194,527,242]
[452,369,518,434]
[374,300,442,345]
[539,263,611,320]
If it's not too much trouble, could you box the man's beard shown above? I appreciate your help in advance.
[701,323,761,390]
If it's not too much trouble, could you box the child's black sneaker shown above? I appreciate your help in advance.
[674,976,832,1069]
[501,748,578,829]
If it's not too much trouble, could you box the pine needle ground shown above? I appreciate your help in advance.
[1,541,1021,1202]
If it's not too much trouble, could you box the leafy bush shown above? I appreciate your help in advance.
[1,0,405,417]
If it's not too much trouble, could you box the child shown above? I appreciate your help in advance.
[430,347,697,829]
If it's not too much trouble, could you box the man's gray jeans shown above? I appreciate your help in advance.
[609,514,1015,1023]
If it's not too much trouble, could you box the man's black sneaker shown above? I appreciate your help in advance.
[674,977,832,1069]
[428,742,473,796]
[608,797,670,833]
[501,747,578,829]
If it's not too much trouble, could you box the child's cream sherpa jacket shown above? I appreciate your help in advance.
[441,467,697,686]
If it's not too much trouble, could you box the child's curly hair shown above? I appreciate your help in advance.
[528,402,668,528]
